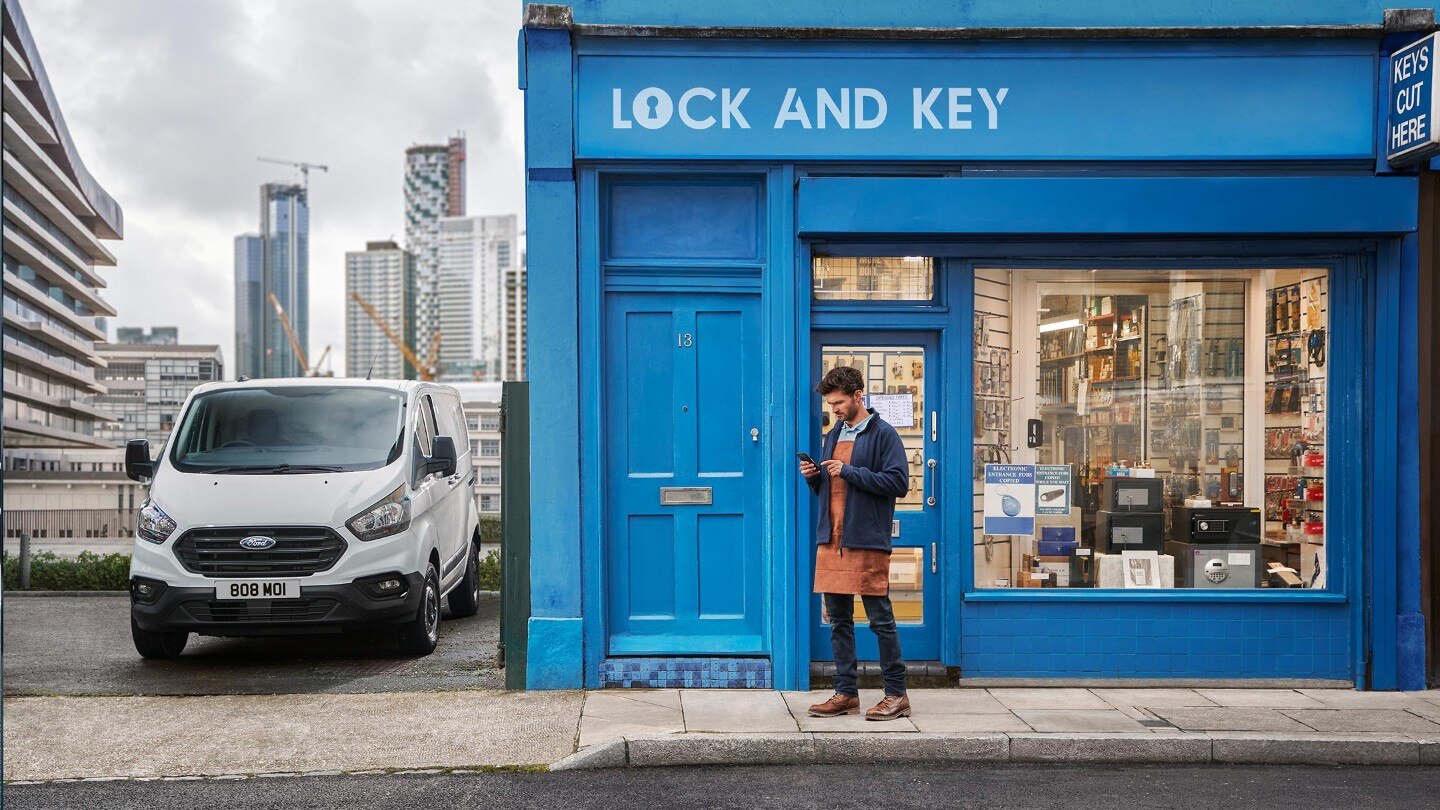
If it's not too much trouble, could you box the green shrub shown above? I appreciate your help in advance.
[2,550,132,591]
[479,514,502,543]
[478,548,501,591]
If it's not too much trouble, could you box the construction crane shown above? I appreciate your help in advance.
[256,156,329,191]
[349,290,442,381]
[267,291,323,377]
[310,345,334,377]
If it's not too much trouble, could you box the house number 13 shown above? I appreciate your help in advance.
[677,333,693,347]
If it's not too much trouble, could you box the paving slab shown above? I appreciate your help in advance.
[910,712,1032,733]
[1297,690,1435,710]
[579,691,684,748]
[780,691,918,733]
[1280,709,1440,734]
[1009,733,1212,764]
[909,689,1012,714]
[988,688,1110,711]
[680,689,797,733]
[1209,732,1419,766]
[1193,689,1326,708]
[1011,709,1151,733]
[3,691,583,782]
[1091,688,1219,709]
[1151,707,1315,732]
[812,733,1008,763]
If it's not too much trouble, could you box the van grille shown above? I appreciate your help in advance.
[184,598,338,623]
[173,527,346,577]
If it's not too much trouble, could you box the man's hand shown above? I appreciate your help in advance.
[821,459,845,477]
[799,459,820,479]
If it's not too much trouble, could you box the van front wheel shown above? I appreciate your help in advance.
[448,542,480,618]
[131,616,188,659]
[399,564,440,656]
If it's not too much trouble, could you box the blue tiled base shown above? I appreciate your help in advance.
[600,657,773,688]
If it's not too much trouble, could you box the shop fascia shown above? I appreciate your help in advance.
[612,85,1010,131]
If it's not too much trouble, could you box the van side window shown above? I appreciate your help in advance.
[414,395,436,456]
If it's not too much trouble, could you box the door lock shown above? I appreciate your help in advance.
[749,427,759,442]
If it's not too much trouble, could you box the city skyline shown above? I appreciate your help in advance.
[15,1,525,377]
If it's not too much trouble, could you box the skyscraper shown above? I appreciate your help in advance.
[404,136,465,360]
[345,240,415,380]
[234,184,308,378]
[436,214,517,381]
[1,0,124,452]
[233,233,263,377]
[261,183,308,377]
[502,249,527,381]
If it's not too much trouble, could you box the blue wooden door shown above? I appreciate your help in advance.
[809,332,943,662]
[604,292,765,655]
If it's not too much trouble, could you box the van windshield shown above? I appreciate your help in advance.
[169,386,406,474]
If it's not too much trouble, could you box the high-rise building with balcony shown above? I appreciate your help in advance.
[503,249,526,381]
[437,214,517,381]
[1,0,125,452]
[345,240,415,380]
[404,136,465,360]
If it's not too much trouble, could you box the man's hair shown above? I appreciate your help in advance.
[817,366,865,396]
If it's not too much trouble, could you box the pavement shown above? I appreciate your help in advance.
[9,764,1440,810]
[7,686,1440,782]
[6,596,1440,782]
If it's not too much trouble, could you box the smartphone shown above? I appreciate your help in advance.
[796,452,817,466]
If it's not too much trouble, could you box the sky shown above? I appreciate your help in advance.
[21,0,526,375]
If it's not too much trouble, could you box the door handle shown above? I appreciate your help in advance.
[925,458,937,507]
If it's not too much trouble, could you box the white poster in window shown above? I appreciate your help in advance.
[867,394,914,428]
[1121,550,1161,589]
[983,464,1035,536]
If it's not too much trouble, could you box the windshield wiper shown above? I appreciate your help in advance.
[267,464,346,474]
[199,464,347,474]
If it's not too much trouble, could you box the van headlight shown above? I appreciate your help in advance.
[346,485,411,541]
[137,500,177,544]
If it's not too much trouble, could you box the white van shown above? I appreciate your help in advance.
[124,379,482,659]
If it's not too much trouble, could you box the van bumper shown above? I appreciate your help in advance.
[130,573,425,636]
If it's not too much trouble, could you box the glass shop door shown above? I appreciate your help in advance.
[809,332,942,662]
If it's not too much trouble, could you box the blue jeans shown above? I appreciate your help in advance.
[823,592,907,697]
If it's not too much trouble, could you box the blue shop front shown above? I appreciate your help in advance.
[520,2,1433,691]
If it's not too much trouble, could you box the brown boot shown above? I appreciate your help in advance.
[807,693,860,717]
[865,694,911,721]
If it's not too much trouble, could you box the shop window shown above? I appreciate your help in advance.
[813,256,934,301]
[973,266,1327,592]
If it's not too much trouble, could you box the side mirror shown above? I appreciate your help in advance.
[426,436,458,478]
[125,439,154,482]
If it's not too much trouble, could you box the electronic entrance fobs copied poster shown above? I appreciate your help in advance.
[984,464,1035,536]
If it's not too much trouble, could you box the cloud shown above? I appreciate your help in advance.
[19,0,526,373]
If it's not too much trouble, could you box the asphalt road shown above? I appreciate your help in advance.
[1,594,504,696]
[8,764,1440,809]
